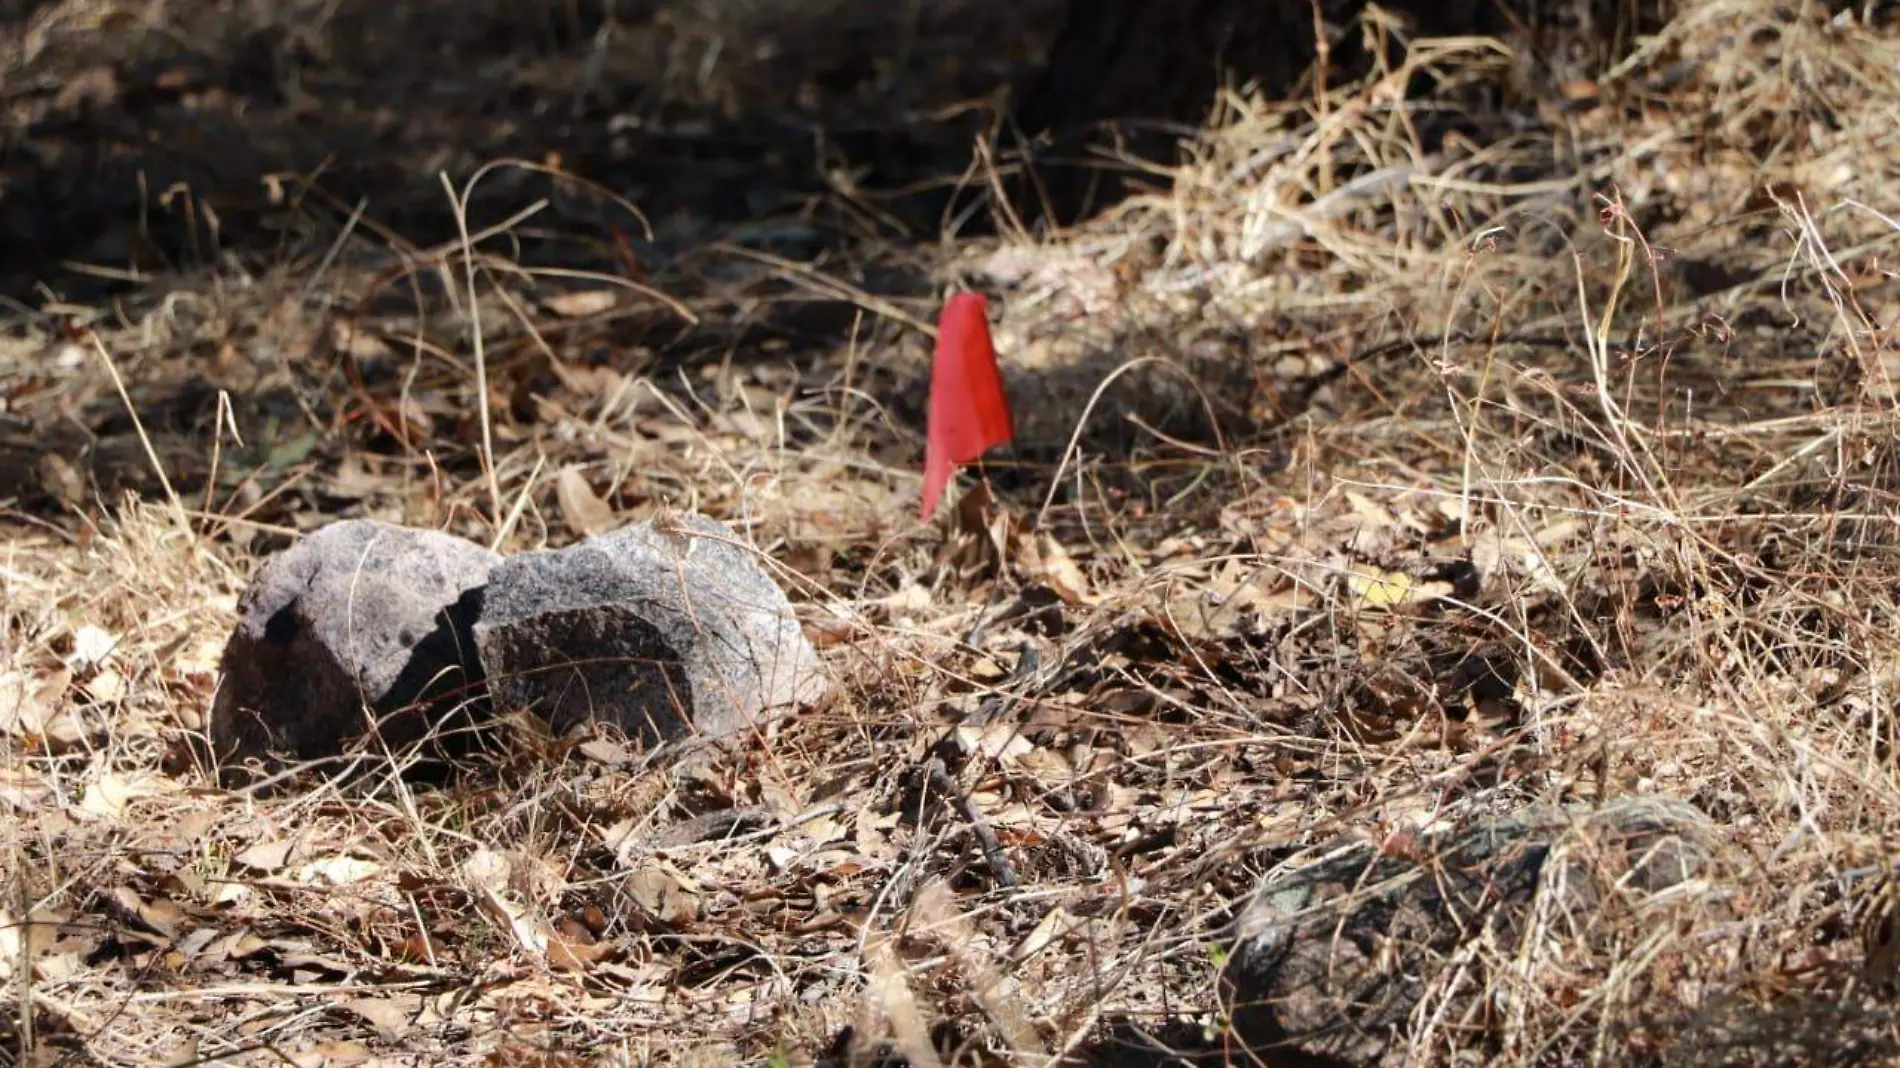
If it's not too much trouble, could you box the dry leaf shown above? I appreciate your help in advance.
[555,466,616,537]
[547,934,614,972]
[0,670,53,737]
[1345,565,1452,612]
[577,736,632,766]
[296,854,384,886]
[69,624,118,669]
[77,772,166,820]
[1023,533,1095,605]
[0,906,62,980]
[233,838,298,873]
[339,995,419,1042]
[463,848,548,954]
[541,288,620,318]
[627,863,700,926]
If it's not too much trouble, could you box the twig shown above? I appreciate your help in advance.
[920,644,1044,891]
[925,752,1019,891]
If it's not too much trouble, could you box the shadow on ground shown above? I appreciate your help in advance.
[0,0,1065,303]
[0,0,1683,526]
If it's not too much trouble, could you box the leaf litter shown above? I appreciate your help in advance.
[6,1,1900,1065]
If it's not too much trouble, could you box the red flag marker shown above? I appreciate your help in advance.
[921,291,1013,521]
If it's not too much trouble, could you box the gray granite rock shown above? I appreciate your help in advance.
[474,512,827,747]
[1222,795,1718,1067]
[210,520,499,776]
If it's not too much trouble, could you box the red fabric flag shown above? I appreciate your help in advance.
[921,291,1013,521]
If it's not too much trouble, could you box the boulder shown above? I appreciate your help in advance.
[474,512,827,747]
[1221,795,1718,1067]
[210,520,499,775]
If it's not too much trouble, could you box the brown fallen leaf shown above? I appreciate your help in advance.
[576,736,632,766]
[108,886,188,939]
[555,466,616,537]
[626,863,701,927]
[77,771,168,820]
[1021,532,1096,605]
[295,854,384,886]
[547,934,614,972]
[339,994,420,1042]
[233,837,297,874]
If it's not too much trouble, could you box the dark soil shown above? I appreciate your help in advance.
[1,0,1679,306]
[0,0,1066,304]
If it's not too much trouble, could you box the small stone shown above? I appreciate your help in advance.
[474,512,827,747]
[1221,795,1718,1067]
[210,520,498,776]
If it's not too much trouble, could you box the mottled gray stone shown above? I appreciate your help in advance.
[474,512,827,746]
[1222,795,1718,1067]
[210,520,499,775]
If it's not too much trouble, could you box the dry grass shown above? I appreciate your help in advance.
[9,0,1900,1065]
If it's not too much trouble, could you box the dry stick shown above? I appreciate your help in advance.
[1032,353,1229,532]
[710,242,938,336]
[10,859,33,1058]
[440,171,505,535]
[923,644,1043,892]
[924,753,1019,891]
[199,390,243,534]
[295,194,369,305]
[86,330,190,534]
[523,264,698,325]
